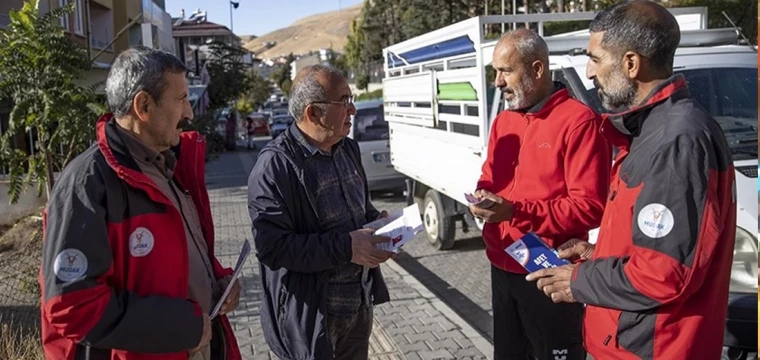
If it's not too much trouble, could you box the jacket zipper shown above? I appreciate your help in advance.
[506,116,531,199]
[169,182,216,283]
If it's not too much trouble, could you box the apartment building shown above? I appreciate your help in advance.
[172,9,253,75]
[0,0,173,177]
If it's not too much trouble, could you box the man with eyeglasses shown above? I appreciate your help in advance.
[247,64,396,360]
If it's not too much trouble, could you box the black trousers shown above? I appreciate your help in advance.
[492,265,586,360]
[326,305,374,360]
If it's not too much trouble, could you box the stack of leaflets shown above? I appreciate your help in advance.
[505,232,569,273]
[210,239,251,319]
[363,205,423,253]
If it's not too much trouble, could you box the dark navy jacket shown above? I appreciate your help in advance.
[247,125,390,360]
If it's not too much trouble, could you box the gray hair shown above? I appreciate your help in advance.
[105,46,187,117]
[589,0,680,75]
[288,64,345,121]
[500,28,549,69]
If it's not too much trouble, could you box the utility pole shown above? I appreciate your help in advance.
[501,0,505,34]
[230,1,240,33]
[484,0,488,36]
[512,0,517,30]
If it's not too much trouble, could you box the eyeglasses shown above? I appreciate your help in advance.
[311,95,355,106]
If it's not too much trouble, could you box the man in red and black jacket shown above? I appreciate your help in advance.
[527,2,737,359]
[469,29,611,360]
[39,46,242,360]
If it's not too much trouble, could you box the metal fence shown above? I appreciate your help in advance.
[0,216,43,331]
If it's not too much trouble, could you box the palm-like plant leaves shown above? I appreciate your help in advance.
[0,0,101,204]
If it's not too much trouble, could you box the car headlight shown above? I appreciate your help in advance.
[728,226,758,294]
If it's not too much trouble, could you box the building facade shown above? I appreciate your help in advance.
[0,0,173,177]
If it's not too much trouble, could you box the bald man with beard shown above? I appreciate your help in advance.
[469,28,611,360]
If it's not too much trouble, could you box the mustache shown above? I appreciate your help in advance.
[177,117,191,128]
[593,79,603,91]
[498,86,514,94]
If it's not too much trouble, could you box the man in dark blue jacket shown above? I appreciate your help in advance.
[248,64,396,360]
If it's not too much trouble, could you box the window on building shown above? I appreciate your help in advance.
[73,0,84,35]
[58,0,69,31]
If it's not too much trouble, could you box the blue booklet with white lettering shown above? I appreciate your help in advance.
[505,232,569,272]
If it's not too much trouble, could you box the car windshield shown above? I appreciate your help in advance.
[585,67,758,161]
[353,106,388,142]
[678,67,757,160]
[271,116,293,125]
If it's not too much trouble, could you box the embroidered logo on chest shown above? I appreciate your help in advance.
[53,248,88,283]
[637,203,674,239]
[129,227,155,257]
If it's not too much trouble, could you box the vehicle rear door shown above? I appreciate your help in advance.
[352,106,396,178]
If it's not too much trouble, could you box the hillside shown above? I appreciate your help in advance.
[242,3,362,59]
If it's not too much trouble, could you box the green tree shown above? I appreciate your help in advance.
[345,18,366,70]
[0,0,101,204]
[246,71,273,108]
[280,78,293,95]
[325,47,349,76]
[356,74,370,91]
[206,41,252,110]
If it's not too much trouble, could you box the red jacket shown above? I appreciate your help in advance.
[570,75,736,359]
[477,86,611,274]
[39,114,241,360]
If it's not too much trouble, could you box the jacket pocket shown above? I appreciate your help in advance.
[277,283,289,344]
[617,310,657,359]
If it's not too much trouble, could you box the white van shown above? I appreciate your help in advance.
[349,99,406,192]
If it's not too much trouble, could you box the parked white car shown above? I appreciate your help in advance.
[349,99,406,192]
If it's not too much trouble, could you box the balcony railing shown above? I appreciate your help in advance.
[90,37,113,51]
[0,13,10,29]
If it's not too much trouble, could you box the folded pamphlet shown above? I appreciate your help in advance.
[210,239,251,319]
[505,232,569,273]
[363,205,423,252]
[464,192,495,209]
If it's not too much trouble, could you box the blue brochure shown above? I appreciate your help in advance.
[505,232,570,272]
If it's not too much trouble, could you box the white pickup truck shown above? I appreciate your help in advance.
[381,7,757,359]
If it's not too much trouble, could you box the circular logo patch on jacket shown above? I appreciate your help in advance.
[637,203,674,239]
[53,249,88,283]
[129,227,155,257]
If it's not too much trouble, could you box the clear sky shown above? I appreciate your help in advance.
[165,0,364,37]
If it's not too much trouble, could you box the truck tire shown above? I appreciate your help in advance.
[423,190,456,250]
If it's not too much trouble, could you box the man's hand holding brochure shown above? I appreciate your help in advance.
[211,239,251,319]
[505,232,570,272]
[363,204,423,253]
[517,234,597,304]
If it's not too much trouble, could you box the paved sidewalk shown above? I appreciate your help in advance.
[205,150,492,360]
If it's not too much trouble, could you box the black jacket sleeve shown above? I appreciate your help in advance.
[248,150,353,273]
[570,135,730,311]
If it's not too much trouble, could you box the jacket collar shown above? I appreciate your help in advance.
[289,122,345,158]
[517,82,568,116]
[96,113,198,189]
[600,74,689,147]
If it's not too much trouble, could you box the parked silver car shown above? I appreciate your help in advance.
[349,99,406,192]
